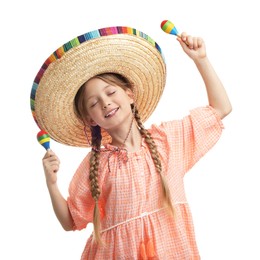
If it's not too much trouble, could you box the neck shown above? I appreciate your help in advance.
[109,120,142,152]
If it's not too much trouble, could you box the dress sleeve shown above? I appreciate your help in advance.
[151,106,224,177]
[67,153,94,231]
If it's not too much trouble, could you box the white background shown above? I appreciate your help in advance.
[1,0,260,259]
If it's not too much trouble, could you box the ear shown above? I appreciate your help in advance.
[125,88,134,104]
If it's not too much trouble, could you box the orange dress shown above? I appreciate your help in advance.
[67,106,224,259]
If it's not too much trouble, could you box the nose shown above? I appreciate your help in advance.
[102,101,111,109]
[100,94,112,109]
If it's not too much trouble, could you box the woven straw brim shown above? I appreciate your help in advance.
[31,28,166,147]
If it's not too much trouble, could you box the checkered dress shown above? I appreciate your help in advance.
[67,106,224,259]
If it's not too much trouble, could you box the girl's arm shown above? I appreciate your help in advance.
[177,33,232,119]
[42,150,74,231]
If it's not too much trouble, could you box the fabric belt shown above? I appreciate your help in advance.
[101,207,165,233]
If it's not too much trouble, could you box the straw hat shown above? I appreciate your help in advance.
[30,26,166,147]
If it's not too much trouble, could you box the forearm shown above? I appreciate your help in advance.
[47,182,74,231]
[194,57,232,119]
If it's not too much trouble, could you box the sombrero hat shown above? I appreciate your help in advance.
[30,26,166,147]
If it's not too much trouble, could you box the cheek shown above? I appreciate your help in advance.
[121,101,133,114]
[88,108,99,119]
[117,93,133,105]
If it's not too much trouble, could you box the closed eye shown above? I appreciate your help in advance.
[90,101,98,108]
[108,91,116,96]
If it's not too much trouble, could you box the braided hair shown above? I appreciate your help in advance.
[133,104,174,215]
[74,81,103,244]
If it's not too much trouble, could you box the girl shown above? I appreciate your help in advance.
[33,26,232,259]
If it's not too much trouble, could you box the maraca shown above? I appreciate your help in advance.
[160,20,180,38]
[161,20,191,47]
[37,130,50,150]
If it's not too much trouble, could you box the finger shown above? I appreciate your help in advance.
[179,32,188,42]
[43,153,59,167]
[43,150,55,159]
[193,37,199,50]
[49,161,60,169]
[177,34,188,47]
[197,37,204,48]
[45,154,59,161]
[44,160,60,173]
[194,37,204,50]
[186,35,194,49]
[45,156,60,167]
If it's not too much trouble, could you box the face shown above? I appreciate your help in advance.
[83,77,134,131]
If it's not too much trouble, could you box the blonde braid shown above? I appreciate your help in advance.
[133,105,175,216]
[89,125,103,244]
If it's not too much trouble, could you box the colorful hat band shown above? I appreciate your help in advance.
[30,26,163,127]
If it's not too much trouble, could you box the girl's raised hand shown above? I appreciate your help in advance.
[42,150,60,186]
[177,32,206,61]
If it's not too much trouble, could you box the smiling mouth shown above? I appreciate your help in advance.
[105,108,119,118]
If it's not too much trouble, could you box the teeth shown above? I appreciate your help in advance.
[105,108,117,118]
